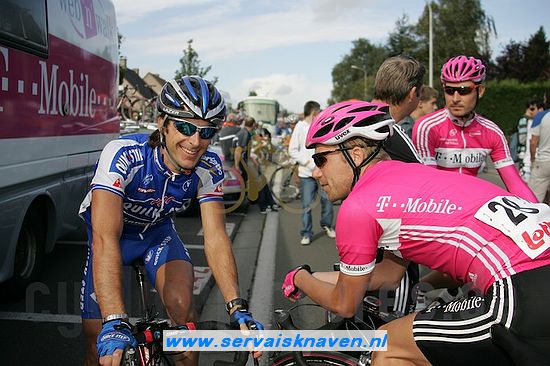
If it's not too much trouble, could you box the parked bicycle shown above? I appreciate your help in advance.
[117,85,137,121]
[132,96,157,126]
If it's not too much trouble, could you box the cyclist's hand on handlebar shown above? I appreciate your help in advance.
[282,264,312,301]
[230,309,264,360]
[230,308,264,331]
[97,319,137,366]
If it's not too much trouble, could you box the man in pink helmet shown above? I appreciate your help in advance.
[412,55,537,202]
[282,100,550,366]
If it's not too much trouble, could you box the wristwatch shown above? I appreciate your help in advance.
[102,313,129,324]
[225,298,248,313]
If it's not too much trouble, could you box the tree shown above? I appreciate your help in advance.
[523,27,550,81]
[118,32,125,85]
[494,27,550,82]
[329,0,497,101]
[413,0,496,82]
[494,41,525,81]
[387,14,420,57]
[174,39,218,84]
[329,39,388,103]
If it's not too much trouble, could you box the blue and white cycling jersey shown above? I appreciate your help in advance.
[79,133,224,234]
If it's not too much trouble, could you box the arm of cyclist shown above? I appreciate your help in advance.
[286,253,408,318]
[200,200,264,354]
[488,127,537,202]
[412,118,438,166]
[91,190,137,365]
[496,164,538,202]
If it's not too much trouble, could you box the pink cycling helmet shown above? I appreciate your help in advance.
[441,55,486,83]
[305,101,394,149]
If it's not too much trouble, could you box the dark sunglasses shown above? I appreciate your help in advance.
[444,84,481,96]
[171,118,218,139]
[529,107,537,111]
[312,148,352,168]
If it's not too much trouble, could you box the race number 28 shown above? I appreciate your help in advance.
[475,196,550,259]
[486,197,539,226]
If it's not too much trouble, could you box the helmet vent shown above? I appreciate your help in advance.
[349,105,377,113]
[334,117,354,131]
[313,124,334,138]
[354,114,387,127]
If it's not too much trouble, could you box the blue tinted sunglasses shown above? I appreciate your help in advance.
[170,118,218,139]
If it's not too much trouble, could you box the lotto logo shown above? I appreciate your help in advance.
[521,221,550,250]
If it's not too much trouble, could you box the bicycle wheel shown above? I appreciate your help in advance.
[122,344,175,366]
[270,351,359,365]
[119,98,133,121]
[269,165,300,203]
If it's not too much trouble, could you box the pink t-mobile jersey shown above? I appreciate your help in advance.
[412,108,536,201]
[413,109,513,174]
[336,161,550,293]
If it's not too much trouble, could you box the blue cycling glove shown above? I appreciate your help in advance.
[230,309,265,330]
[96,319,138,357]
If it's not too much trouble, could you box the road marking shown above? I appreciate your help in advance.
[193,266,212,295]
[196,222,235,237]
[249,211,278,333]
[186,244,204,249]
[0,311,165,325]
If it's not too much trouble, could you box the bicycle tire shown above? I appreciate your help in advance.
[269,165,320,214]
[269,165,300,203]
[119,97,133,121]
[122,344,175,366]
[270,351,359,365]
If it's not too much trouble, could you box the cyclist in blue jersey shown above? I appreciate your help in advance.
[79,76,263,366]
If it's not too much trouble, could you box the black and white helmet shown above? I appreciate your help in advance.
[157,76,226,127]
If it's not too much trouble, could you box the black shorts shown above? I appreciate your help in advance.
[412,265,550,366]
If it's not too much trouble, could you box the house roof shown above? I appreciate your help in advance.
[124,68,156,99]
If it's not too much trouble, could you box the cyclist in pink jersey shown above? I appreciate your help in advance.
[282,101,550,366]
[413,55,537,202]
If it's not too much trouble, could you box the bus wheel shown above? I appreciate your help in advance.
[10,212,45,294]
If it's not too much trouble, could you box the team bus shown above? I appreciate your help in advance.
[0,0,119,291]
[242,96,279,135]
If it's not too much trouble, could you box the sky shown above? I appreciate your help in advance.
[115,0,549,113]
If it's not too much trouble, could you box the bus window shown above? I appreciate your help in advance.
[0,0,48,57]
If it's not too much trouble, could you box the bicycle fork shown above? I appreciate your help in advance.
[132,263,152,320]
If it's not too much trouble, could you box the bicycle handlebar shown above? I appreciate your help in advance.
[122,319,250,366]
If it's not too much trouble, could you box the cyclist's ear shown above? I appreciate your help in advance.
[156,115,165,130]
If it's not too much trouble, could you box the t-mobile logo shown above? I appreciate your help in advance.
[376,196,392,212]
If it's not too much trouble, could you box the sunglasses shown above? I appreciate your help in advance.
[170,118,218,139]
[312,148,352,168]
[529,107,537,111]
[443,84,481,96]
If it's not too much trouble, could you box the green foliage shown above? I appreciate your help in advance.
[476,80,550,135]
[330,0,499,103]
[495,27,550,82]
[414,0,495,81]
[329,39,388,104]
[118,32,125,85]
[174,39,218,84]
[387,14,419,56]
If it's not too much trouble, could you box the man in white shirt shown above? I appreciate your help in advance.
[529,111,550,203]
[289,100,335,245]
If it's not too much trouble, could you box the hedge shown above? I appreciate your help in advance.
[475,80,550,136]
